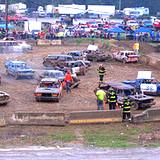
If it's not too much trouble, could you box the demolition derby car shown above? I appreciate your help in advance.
[43,55,73,67]
[37,70,80,88]
[67,51,86,60]
[0,91,10,105]
[5,60,34,79]
[112,50,139,63]
[84,45,109,62]
[34,78,63,102]
[99,82,155,109]
[123,71,160,96]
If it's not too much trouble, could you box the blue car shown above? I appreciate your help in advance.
[5,60,34,79]
[123,79,160,96]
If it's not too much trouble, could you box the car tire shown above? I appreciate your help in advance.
[133,101,139,110]
[15,73,19,80]
[122,59,126,64]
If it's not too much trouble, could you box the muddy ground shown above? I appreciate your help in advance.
[0,41,160,116]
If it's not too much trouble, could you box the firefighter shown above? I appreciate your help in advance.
[107,87,117,110]
[97,64,106,83]
[122,97,132,122]
[95,88,106,110]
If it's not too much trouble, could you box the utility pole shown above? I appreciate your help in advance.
[5,0,8,36]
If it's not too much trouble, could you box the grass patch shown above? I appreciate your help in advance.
[50,133,76,142]
[84,131,136,148]
[76,38,96,44]
[83,125,138,148]
[148,143,160,147]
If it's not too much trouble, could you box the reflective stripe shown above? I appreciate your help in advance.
[123,111,131,113]
[97,69,105,75]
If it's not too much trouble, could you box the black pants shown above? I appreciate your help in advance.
[123,112,131,120]
[109,102,116,110]
[99,75,104,82]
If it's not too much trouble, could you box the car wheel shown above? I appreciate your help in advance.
[36,98,40,102]
[15,73,19,80]
[56,98,59,102]
[122,59,126,64]
[133,101,139,110]
[92,57,97,62]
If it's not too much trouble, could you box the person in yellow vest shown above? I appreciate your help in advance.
[133,42,140,54]
[122,96,132,122]
[95,88,106,110]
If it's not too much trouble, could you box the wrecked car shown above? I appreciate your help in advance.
[34,78,63,102]
[67,51,86,60]
[0,91,10,105]
[37,69,80,88]
[84,44,109,62]
[123,71,160,95]
[43,55,73,67]
[112,50,139,63]
[99,82,155,109]
[5,60,34,79]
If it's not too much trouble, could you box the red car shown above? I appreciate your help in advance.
[7,15,28,22]
[153,20,160,30]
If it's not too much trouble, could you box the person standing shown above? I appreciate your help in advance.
[122,97,132,122]
[64,70,73,94]
[107,88,117,110]
[95,88,106,110]
[97,64,106,83]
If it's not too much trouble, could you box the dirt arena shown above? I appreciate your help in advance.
[0,44,160,116]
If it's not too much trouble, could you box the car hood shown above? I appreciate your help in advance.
[123,80,136,84]
[35,87,59,93]
[17,68,34,72]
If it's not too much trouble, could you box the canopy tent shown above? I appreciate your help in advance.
[106,27,125,33]
[134,27,152,33]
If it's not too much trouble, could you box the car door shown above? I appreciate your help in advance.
[72,62,80,74]
[8,62,15,76]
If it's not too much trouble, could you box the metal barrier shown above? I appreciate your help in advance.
[133,108,160,123]
[9,112,67,126]
[69,110,122,124]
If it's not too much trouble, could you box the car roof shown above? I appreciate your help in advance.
[44,70,64,74]
[7,60,26,64]
[119,51,135,53]
[68,51,81,53]
[47,54,72,57]
[106,82,135,90]
[41,78,59,83]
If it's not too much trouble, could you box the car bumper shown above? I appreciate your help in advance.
[35,96,59,102]
[18,73,34,77]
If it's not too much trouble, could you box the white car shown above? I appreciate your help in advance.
[112,50,139,63]
[18,41,32,51]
